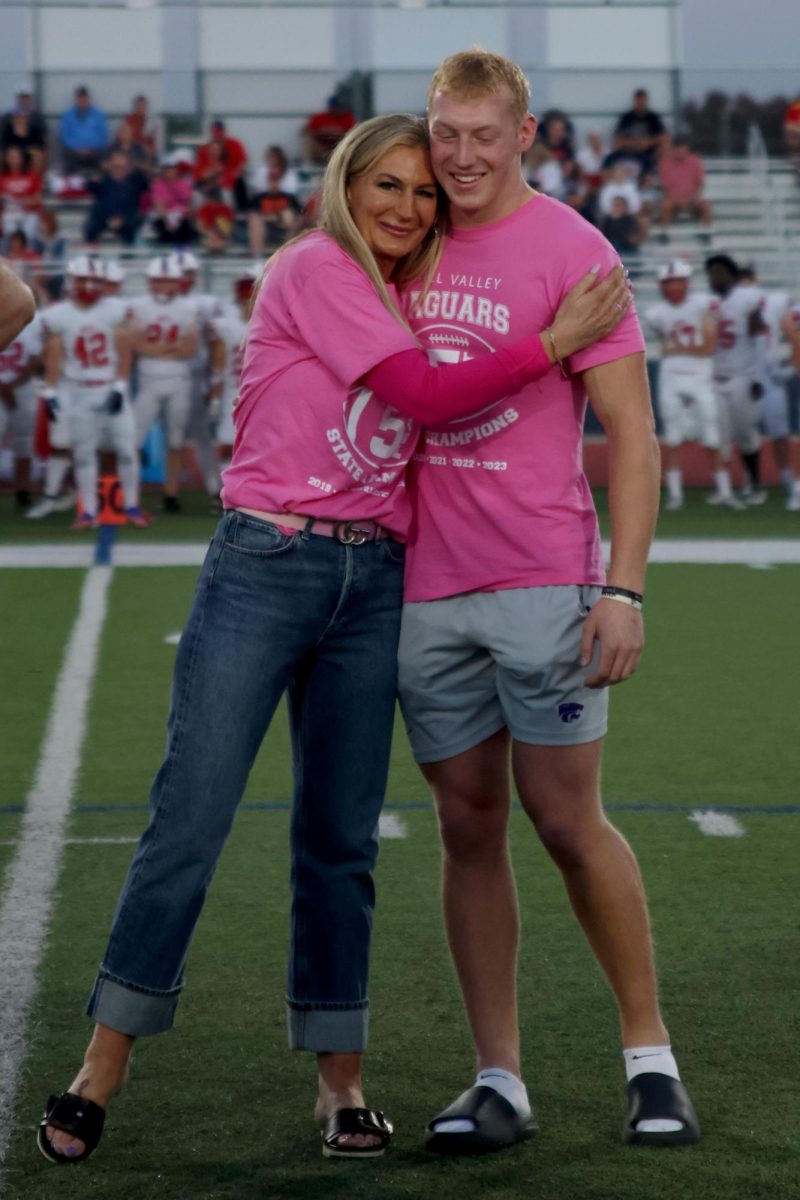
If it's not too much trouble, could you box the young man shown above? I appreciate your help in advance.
[738,266,800,511]
[38,255,144,528]
[705,255,765,504]
[129,254,198,512]
[208,265,257,471]
[644,259,721,510]
[171,250,225,510]
[399,50,699,1153]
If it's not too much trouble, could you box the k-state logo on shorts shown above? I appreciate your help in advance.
[558,703,584,723]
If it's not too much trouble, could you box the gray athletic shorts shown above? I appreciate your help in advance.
[398,585,609,764]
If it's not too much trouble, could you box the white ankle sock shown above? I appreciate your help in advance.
[624,1045,683,1133]
[713,468,733,498]
[434,1068,530,1135]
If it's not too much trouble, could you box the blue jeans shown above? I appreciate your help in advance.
[87,510,405,1051]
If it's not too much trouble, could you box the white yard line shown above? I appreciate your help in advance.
[378,814,408,839]
[0,566,112,1173]
[688,810,747,838]
[2,539,800,569]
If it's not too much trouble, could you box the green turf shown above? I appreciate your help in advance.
[2,486,800,544]
[2,563,799,1198]
[0,569,84,889]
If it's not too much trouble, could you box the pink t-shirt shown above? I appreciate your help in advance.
[658,154,705,204]
[403,194,645,602]
[221,232,420,535]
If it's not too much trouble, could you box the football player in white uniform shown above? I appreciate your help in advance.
[0,307,44,509]
[645,259,720,510]
[208,265,257,470]
[37,255,144,529]
[171,250,224,509]
[738,267,800,511]
[129,255,198,513]
[705,254,765,506]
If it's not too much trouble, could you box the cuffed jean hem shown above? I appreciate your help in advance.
[286,1002,369,1052]
[87,973,182,1038]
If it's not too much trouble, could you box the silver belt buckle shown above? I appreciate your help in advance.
[334,520,372,545]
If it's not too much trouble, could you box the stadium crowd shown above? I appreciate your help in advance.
[1,82,800,516]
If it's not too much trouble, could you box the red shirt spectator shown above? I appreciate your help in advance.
[303,94,356,162]
[194,120,248,192]
[0,147,42,210]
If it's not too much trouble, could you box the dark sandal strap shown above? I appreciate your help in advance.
[625,1073,700,1143]
[427,1086,537,1150]
[38,1092,106,1162]
[323,1107,393,1151]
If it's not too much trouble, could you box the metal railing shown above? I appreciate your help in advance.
[747,123,788,244]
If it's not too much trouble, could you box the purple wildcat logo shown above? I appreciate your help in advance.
[558,703,584,723]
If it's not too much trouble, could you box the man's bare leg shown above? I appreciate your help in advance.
[512,738,667,1048]
[423,728,521,1077]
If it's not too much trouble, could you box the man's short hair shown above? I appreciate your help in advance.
[427,49,531,124]
[75,85,90,97]
[705,253,739,278]
[672,135,691,149]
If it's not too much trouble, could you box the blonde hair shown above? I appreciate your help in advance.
[427,49,532,125]
[254,114,444,326]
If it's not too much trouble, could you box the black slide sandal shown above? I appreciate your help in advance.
[321,1107,393,1158]
[425,1085,537,1156]
[36,1092,106,1164]
[623,1073,700,1147]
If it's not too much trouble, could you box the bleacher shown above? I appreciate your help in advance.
[23,155,800,309]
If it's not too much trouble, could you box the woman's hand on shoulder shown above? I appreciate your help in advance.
[547,264,631,360]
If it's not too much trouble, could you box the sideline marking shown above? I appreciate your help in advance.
[163,631,182,645]
[1,801,798,817]
[2,539,800,569]
[0,567,112,1173]
[379,814,408,839]
[689,810,746,838]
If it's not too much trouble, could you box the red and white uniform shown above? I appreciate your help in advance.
[645,293,718,448]
[209,307,246,445]
[708,285,762,456]
[130,294,197,448]
[755,291,793,438]
[42,296,136,511]
[42,297,130,448]
[0,312,43,458]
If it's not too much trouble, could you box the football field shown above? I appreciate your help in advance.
[0,494,798,1200]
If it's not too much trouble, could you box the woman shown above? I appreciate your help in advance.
[38,114,629,1165]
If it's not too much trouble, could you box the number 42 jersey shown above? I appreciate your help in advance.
[42,297,128,386]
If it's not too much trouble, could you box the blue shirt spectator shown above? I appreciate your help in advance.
[60,87,109,173]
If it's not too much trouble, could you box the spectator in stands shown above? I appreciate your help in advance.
[1,90,48,173]
[194,119,248,211]
[523,143,565,199]
[151,156,195,245]
[303,93,356,164]
[84,151,148,246]
[576,132,606,190]
[59,86,109,174]
[110,120,155,177]
[248,166,302,256]
[612,88,667,175]
[194,182,234,253]
[657,136,712,238]
[562,160,597,224]
[537,110,574,163]
[250,144,301,198]
[120,94,158,162]
[598,162,647,230]
[784,93,800,178]
[4,229,42,268]
[600,195,644,256]
[0,146,43,244]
